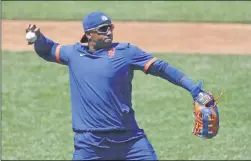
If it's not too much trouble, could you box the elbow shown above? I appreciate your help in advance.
[147,59,168,76]
[152,59,169,73]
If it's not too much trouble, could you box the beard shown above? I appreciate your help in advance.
[93,35,113,50]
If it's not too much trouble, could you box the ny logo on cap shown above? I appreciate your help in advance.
[101,15,108,21]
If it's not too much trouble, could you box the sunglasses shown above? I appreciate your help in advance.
[87,24,113,34]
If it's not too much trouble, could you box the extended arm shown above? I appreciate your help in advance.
[147,59,203,99]
[25,24,69,65]
[34,34,60,62]
[128,44,203,99]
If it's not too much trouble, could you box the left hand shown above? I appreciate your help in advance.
[192,91,221,139]
[190,81,224,139]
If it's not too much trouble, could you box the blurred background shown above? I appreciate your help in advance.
[2,1,251,160]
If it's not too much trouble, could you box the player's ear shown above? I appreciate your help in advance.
[86,32,91,39]
[111,24,115,31]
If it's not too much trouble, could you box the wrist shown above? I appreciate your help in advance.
[190,80,204,99]
[179,76,196,92]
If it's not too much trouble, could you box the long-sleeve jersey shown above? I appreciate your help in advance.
[34,34,196,133]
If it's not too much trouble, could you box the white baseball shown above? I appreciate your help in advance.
[26,31,37,43]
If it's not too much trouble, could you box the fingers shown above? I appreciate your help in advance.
[27,24,31,29]
[34,27,39,32]
[26,24,38,33]
[30,24,37,31]
[34,27,40,34]
[25,24,31,33]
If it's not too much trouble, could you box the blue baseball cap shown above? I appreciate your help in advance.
[80,11,112,43]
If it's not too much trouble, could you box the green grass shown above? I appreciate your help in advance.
[2,51,251,160]
[2,1,251,23]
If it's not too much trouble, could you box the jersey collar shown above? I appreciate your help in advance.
[76,43,119,55]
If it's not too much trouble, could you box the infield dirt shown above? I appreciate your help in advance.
[2,20,251,55]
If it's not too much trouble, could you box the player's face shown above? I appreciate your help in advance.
[89,24,114,49]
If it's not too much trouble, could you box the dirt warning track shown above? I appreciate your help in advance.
[2,20,251,54]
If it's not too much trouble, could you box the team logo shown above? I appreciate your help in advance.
[108,48,115,58]
[198,93,211,104]
[101,15,108,21]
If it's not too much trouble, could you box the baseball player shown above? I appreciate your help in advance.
[25,11,221,160]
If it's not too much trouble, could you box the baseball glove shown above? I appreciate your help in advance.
[192,90,224,139]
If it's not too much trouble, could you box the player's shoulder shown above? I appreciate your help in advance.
[113,42,139,50]
[56,43,84,59]
[58,43,76,51]
[111,42,129,50]
[60,42,87,53]
[113,43,144,59]
[113,42,141,56]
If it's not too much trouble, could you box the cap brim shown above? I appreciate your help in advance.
[80,34,88,43]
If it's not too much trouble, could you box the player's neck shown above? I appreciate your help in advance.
[88,40,112,53]
[87,41,96,53]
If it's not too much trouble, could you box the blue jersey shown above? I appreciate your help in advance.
[34,35,157,132]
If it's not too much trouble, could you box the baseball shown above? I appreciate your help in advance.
[26,31,37,43]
